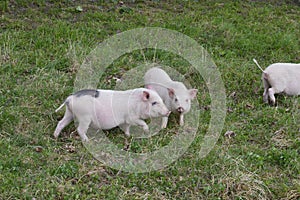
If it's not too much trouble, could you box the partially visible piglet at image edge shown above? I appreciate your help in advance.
[253,59,300,105]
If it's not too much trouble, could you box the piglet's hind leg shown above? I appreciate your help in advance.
[268,88,276,105]
[262,78,270,104]
[76,119,91,142]
[263,88,269,103]
[54,108,73,138]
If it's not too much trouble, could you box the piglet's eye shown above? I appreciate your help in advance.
[152,102,158,106]
[175,98,178,102]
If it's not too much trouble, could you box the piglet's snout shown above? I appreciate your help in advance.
[177,107,184,113]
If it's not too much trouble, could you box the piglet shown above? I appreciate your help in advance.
[253,59,300,105]
[54,88,170,141]
[144,67,198,128]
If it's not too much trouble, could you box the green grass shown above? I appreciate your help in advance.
[1,0,300,199]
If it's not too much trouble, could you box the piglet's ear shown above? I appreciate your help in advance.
[146,85,153,90]
[168,88,175,98]
[189,89,198,99]
[142,91,150,101]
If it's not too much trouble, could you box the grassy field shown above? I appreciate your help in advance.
[1,0,300,199]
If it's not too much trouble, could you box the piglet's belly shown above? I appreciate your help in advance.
[89,109,120,130]
[92,112,118,130]
[284,86,300,95]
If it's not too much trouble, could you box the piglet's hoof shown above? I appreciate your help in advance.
[143,126,150,133]
[123,144,130,151]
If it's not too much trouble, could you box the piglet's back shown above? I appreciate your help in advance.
[265,63,300,76]
[264,63,300,95]
[144,67,172,85]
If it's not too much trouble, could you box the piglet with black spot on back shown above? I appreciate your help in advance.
[54,88,170,141]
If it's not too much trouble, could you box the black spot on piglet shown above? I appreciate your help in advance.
[74,89,100,98]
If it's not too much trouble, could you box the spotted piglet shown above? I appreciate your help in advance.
[54,88,170,141]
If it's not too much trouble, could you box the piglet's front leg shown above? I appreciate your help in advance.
[179,114,184,126]
[132,119,149,133]
[119,123,131,150]
[120,123,131,137]
[161,116,168,129]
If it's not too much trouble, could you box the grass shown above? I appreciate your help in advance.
[1,0,300,199]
